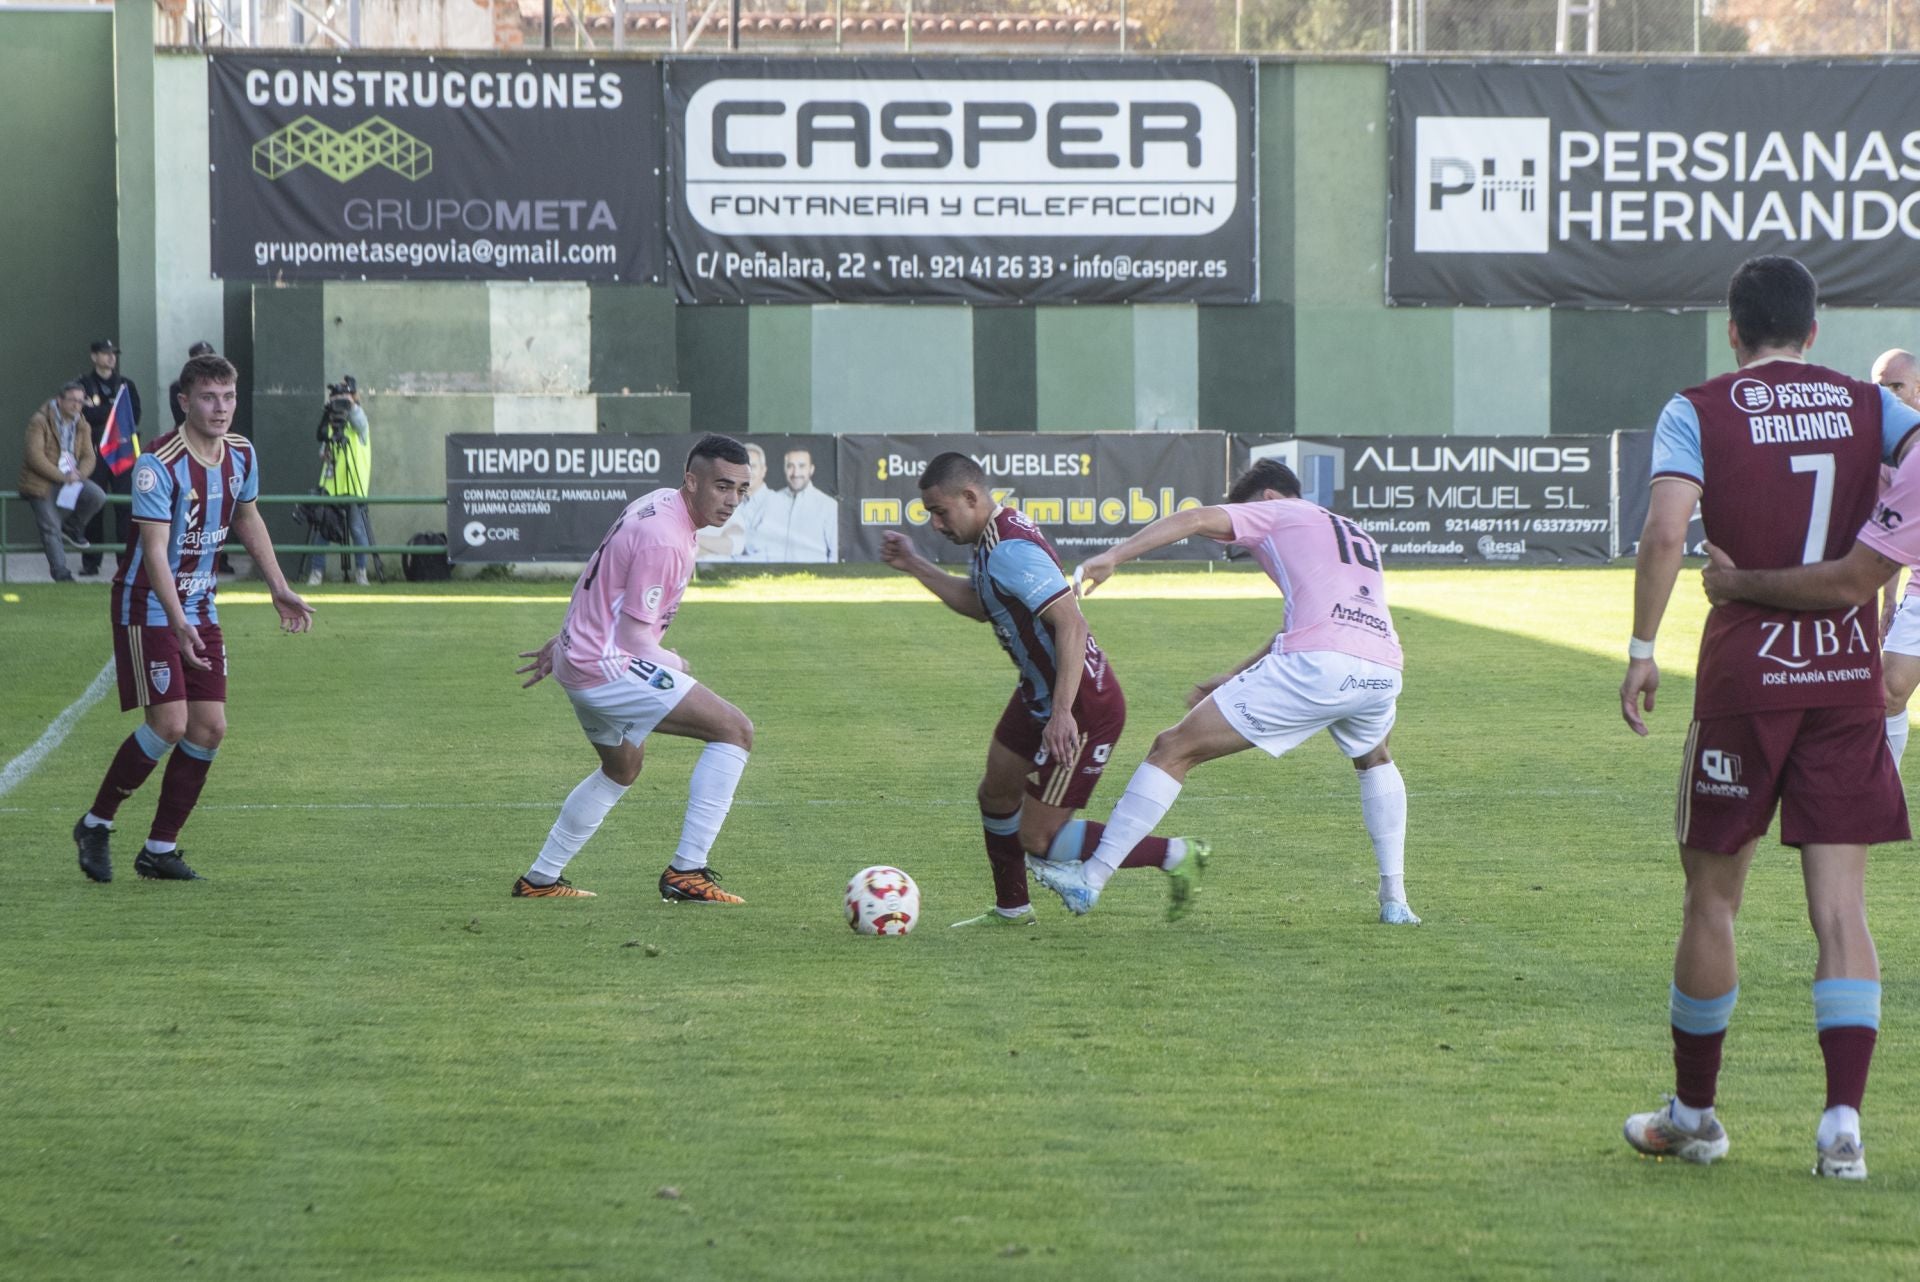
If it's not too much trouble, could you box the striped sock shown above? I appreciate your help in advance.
[148,738,216,845]
[1670,983,1738,1115]
[982,808,1026,910]
[1814,978,1881,1115]
[90,723,175,822]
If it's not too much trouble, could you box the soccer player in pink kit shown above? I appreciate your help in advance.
[1027,457,1417,925]
[1622,256,1920,1181]
[512,435,755,902]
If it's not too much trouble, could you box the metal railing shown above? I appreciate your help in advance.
[0,491,447,585]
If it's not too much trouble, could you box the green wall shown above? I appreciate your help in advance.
[0,8,118,495]
[114,43,1920,527]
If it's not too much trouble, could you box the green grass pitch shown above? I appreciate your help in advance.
[2,567,1915,1280]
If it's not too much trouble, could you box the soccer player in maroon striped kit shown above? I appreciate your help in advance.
[73,353,312,883]
[1619,256,1920,1180]
[879,452,1201,927]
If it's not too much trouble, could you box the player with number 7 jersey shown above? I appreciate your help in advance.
[1026,456,1419,925]
[1619,256,1920,1182]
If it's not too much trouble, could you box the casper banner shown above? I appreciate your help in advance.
[665,59,1258,304]
[1232,436,1611,564]
[210,55,661,281]
[839,434,1229,563]
[1388,62,1920,307]
[445,434,839,563]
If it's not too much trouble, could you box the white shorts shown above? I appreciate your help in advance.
[1886,595,1920,659]
[1210,650,1401,758]
[565,659,697,748]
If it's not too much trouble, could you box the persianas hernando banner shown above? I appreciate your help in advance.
[666,59,1259,304]
[209,55,662,281]
[1389,61,1920,308]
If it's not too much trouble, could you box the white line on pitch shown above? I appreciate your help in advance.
[0,785,1617,817]
[0,661,114,799]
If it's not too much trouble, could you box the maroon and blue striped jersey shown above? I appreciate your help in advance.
[113,431,259,627]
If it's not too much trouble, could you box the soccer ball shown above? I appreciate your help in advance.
[845,865,920,936]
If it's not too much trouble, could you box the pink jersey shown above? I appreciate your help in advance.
[555,488,696,689]
[1883,465,1920,601]
[1859,452,1920,584]
[1218,499,1403,670]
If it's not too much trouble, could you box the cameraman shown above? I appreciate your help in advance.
[303,376,373,586]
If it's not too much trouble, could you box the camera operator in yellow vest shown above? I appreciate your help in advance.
[303,376,373,586]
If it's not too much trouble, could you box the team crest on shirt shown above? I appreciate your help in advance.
[149,663,172,695]
[134,467,158,493]
[644,585,664,612]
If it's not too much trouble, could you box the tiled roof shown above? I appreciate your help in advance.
[513,4,1141,44]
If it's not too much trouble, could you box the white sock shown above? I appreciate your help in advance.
[670,742,750,872]
[1818,1105,1862,1148]
[1887,712,1908,769]
[1669,1098,1712,1131]
[83,813,111,829]
[1085,763,1183,890]
[528,769,630,883]
[1162,837,1188,872]
[995,905,1034,920]
[1358,762,1408,905]
[145,839,177,854]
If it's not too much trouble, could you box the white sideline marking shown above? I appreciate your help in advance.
[0,785,1618,817]
[0,661,115,799]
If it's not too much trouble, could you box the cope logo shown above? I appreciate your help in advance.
[1730,378,1775,413]
[463,520,520,547]
[1412,116,1549,254]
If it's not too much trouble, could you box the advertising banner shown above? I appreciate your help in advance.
[1611,429,1705,559]
[1388,62,1920,307]
[445,433,838,563]
[839,433,1229,563]
[664,59,1258,304]
[1231,435,1612,564]
[210,55,661,281]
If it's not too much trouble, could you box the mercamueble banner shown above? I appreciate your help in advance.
[665,59,1258,304]
[1389,62,1920,307]
[210,55,661,281]
[839,434,1228,563]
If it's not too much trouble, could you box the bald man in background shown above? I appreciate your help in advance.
[1873,348,1920,766]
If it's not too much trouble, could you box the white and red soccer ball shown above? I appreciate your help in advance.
[845,865,920,936]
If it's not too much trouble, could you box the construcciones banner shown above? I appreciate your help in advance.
[1388,61,1920,307]
[665,58,1259,304]
[210,54,662,281]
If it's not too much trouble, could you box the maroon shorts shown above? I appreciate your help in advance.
[992,677,1127,811]
[114,622,227,711]
[1677,706,1908,854]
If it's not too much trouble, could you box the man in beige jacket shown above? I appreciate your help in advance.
[18,381,107,581]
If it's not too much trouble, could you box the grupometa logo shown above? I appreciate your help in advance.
[253,116,434,183]
[1413,116,1549,254]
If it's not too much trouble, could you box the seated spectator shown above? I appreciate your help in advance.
[18,381,107,582]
